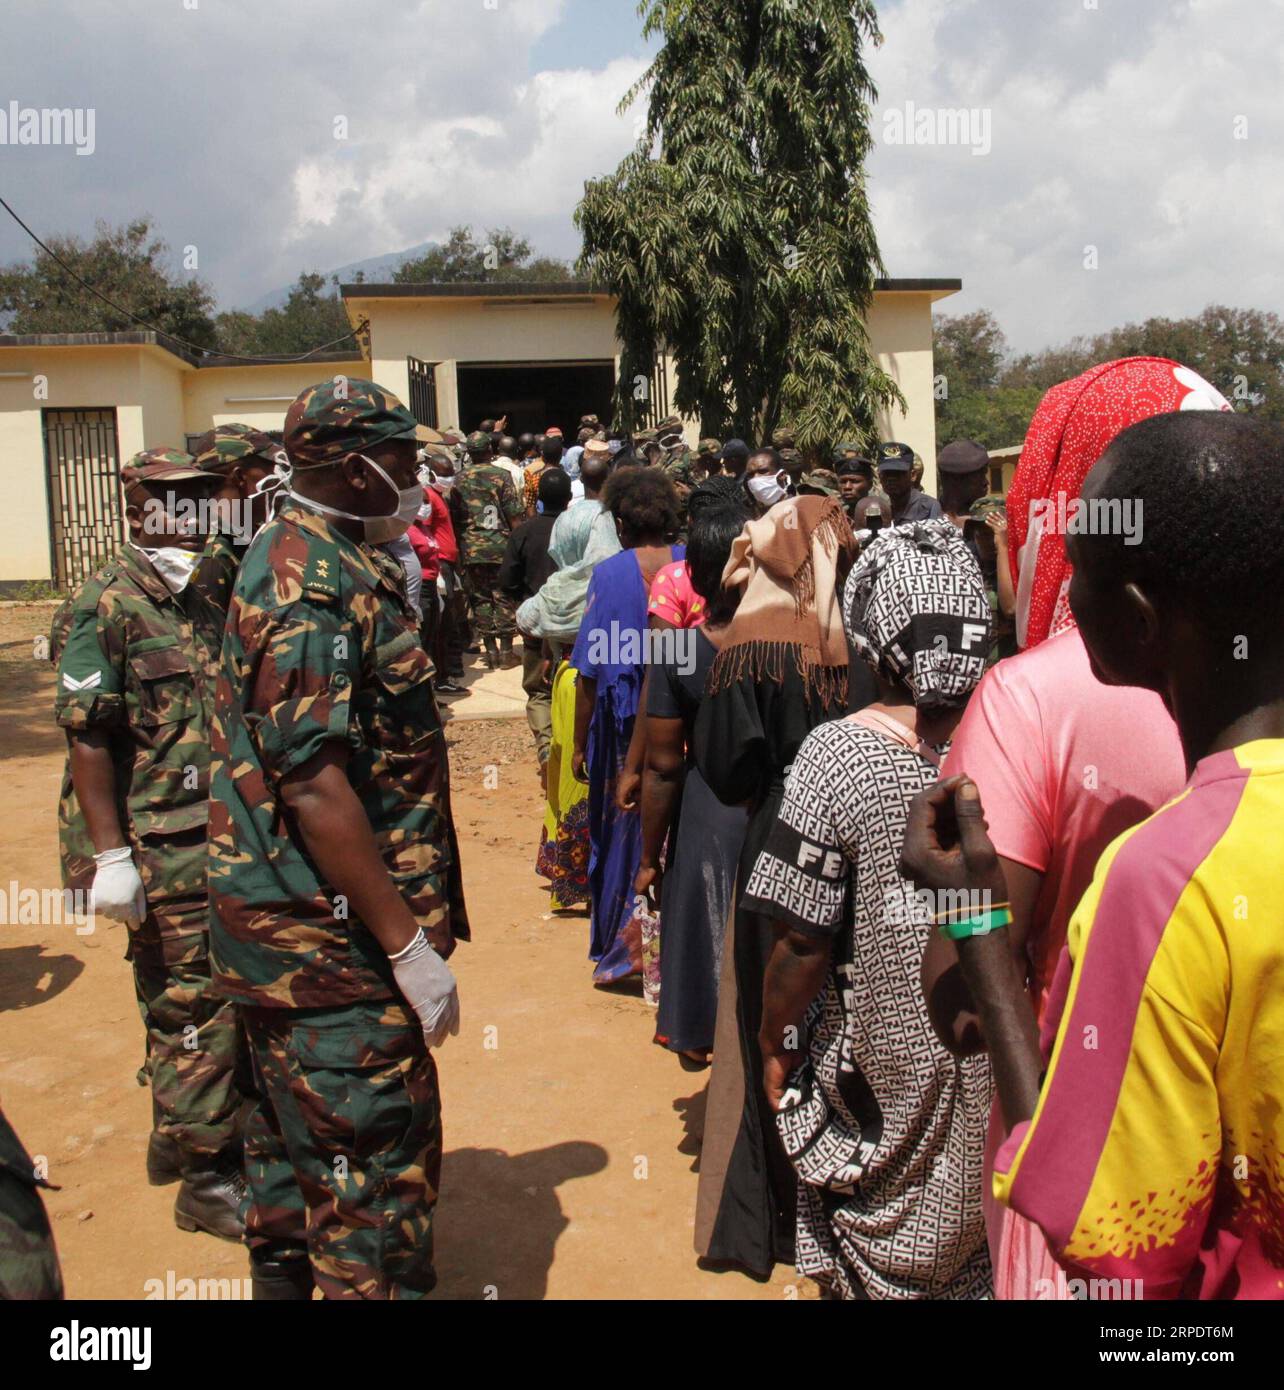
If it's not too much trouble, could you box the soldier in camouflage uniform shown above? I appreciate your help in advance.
[191,423,288,619]
[50,447,247,1240]
[209,376,469,1301]
[692,437,721,484]
[0,1105,63,1299]
[456,430,524,669]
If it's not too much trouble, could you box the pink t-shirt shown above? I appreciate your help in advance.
[942,626,1186,1019]
[647,559,706,628]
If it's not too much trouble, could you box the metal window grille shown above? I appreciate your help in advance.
[42,407,123,590]
[407,357,439,429]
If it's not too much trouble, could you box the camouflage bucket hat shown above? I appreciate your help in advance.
[193,423,285,475]
[696,437,721,458]
[284,376,419,467]
[465,430,494,453]
[968,493,1007,522]
[120,446,206,488]
[797,468,842,498]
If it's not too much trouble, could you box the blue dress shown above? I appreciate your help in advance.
[571,546,684,983]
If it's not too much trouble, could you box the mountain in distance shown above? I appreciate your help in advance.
[242,240,438,314]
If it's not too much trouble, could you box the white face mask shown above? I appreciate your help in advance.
[290,453,421,544]
[432,473,455,496]
[135,545,201,594]
[747,472,789,508]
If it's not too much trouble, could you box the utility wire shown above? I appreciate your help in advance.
[0,193,368,363]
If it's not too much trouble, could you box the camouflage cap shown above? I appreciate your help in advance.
[967,493,1007,522]
[696,437,721,458]
[655,414,683,433]
[771,426,796,448]
[120,446,206,488]
[797,468,842,498]
[193,423,284,475]
[633,428,658,445]
[283,376,419,466]
[465,430,494,453]
[778,446,802,467]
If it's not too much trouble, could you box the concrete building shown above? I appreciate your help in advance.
[0,276,959,589]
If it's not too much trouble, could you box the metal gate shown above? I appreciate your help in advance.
[407,356,439,429]
[639,352,670,429]
[43,407,123,590]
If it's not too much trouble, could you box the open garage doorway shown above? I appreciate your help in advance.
[456,361,616,439]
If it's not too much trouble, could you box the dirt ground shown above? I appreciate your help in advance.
[0,603,808,1301]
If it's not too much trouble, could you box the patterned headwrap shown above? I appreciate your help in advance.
[844,519,991,710]
[1006,357,1231,648]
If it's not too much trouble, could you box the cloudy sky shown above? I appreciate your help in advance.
[2,0,1278,352]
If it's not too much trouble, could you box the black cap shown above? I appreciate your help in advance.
[877,441,914,472]
[720,438,750,464]
[835,456,873,477]
[937,439,990,475]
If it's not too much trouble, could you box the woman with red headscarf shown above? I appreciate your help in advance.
[926,356,1231,1299]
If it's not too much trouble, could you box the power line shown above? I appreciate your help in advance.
[0,193,368,364]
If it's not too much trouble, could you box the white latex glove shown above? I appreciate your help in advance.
[91,846,146,927]
[388,929,460,1049]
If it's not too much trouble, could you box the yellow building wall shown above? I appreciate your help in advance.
[353,291,944,479]
[350,294,620,427]
[180,359,368,437]
[868,292,941,495]
[0,345,185,582]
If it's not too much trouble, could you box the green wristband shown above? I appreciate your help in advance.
[938,906,1013,941]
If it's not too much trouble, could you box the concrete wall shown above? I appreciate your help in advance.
[868,292,941,495]
[181,359,367,437]
[350,293,620,427]
[354,290,944,484]
[0,345,185,582]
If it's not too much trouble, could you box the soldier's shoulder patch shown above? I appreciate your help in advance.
[301,545,341,602]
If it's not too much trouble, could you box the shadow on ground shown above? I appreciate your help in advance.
[0,943,84,1011]
[433,1140,608,1300]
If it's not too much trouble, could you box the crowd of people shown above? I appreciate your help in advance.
[4,350,1283,1305]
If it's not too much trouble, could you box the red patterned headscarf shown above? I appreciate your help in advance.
[1007,357,1232,649]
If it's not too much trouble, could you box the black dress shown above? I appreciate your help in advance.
[648,630,748,1055]
[691,661,850,1276]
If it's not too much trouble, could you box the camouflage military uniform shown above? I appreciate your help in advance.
[210,379,469,1299]
[191,424,286,622]
[456,439,524,640]
[0,1106,63,1300]
[51,543,245,1166]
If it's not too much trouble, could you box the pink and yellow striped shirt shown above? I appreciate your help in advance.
[995,739,1284,1299]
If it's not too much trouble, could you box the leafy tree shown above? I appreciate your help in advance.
[0,217,218,347]
[393,226,571,284]
[934,303,1284,449]
[576,0,901,449]
[214,272,354,357]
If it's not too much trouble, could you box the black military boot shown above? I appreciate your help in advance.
[146,1130,182,1187]
[482,636,499,670]
[498,635,521,669]
[174,1157,247,1242]
[251,1253,314,1301]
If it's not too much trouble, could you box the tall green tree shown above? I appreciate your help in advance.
[0,217,218,347]
[393,226,570,284]
[214,272,355,357]
[576,0,901,449]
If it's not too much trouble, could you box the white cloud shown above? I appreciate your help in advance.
[868,0,1284,349]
